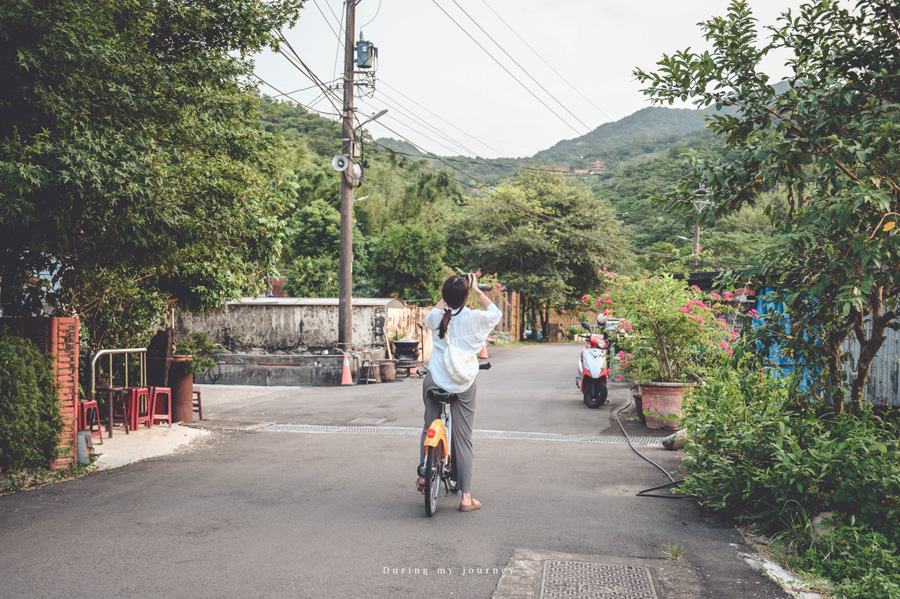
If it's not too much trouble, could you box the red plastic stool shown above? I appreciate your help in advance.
[192,389,203,420]
[129,387,152,429]
[110,389,131,435]
[79,400,103,445]
[149,387,172,427]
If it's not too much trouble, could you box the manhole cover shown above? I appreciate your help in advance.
[540,561,658,598]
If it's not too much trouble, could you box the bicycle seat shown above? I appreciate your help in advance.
[426,388,458,403]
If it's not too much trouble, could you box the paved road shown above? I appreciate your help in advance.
[0,344,788,598]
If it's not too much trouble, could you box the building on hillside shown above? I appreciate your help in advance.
[588,160,609,174]
[552,165,572,174]
[573,169,590,175]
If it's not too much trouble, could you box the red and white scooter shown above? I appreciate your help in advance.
[576,318,610,408]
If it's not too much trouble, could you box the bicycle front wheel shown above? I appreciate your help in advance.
[424,443,443,517]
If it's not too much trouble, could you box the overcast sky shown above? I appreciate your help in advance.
[252,0,810,159]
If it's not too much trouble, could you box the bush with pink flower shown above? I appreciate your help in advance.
[591,273,738,383]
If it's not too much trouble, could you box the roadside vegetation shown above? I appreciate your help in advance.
[636,0,900,596]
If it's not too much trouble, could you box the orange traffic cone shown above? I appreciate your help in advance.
[479,343,489,359]
[340,353,353,386]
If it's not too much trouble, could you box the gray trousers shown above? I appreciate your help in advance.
[419,371,477,494]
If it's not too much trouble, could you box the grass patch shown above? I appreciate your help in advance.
[0,463,96,496]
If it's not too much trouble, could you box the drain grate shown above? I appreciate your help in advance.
[258,424,661,445]
[540,561,658,599]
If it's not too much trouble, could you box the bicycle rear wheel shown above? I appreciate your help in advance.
[424,443,443,517]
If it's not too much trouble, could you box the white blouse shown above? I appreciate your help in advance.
[425,303,503,393]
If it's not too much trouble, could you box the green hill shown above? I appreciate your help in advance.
[533,107,709,168]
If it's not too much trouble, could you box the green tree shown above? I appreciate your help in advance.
[282,200,368,297]
[453,170,625,338]
[369,223,445,301]
[0,0,303,355]
[635,0,900,412]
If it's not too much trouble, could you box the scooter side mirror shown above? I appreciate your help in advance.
[580,321,591,332]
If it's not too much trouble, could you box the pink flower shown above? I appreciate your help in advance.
[728,349,733,356]
[616,375,625,382]
[748,309,758,317]
[581,294,589,301]
[605,300,613,305]
[596,299,603,306]
[721,341,728,350]
[710,293,721,300]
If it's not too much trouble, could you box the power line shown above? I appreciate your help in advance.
[311,0,344,47]
[359,94,483,157]
[263,82,327,98]
[377,82,506,157]
[273,32,344,114]
[359,0,382,30]
[431,0,612,158]
[430,1,588,144]
[253,73,342,120]
[478,0,615,123]
[448,0,611,152]
[324,0,346,81]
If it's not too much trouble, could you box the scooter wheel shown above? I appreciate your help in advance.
[584,379,608,409]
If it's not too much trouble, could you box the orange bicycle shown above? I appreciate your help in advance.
[422,388,458,516]
[421,363,489,516]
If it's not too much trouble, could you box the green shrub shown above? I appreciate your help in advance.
[789,520,900,599]
[0,330,62,470]
[684,366,900,535]
[682,357,900,597]
[176,332,222,376]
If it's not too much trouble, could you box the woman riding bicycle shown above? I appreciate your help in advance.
[416,273,502,512]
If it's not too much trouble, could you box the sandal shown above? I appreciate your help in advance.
[459,498,482,512]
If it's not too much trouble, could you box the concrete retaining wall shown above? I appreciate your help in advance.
[196,354,346,386]
[176,299,399,353]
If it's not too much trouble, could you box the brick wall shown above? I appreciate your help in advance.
[2,317,80,470]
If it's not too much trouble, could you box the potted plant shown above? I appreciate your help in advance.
[170,333,221,422]
[591,273,737,429]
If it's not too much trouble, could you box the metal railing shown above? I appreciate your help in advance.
[90,348,146,400]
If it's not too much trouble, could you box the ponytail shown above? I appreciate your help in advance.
[438,307,452,339]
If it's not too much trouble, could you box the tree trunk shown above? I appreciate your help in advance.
[540,305,551,342]
[849,287,894,409]
[851,317,891,409]
[519,294,528,341]
[823,329,850,414]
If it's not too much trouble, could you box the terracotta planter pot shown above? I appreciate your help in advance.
[170,356,194,423]
[638,382,693,429]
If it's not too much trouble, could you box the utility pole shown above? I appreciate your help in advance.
[338,0,357,349]
[691,198,713,273]
[692,221,700,273]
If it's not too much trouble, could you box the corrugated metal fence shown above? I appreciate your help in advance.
[756,289,900,407]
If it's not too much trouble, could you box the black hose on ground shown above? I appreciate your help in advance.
[613,394,696,499]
